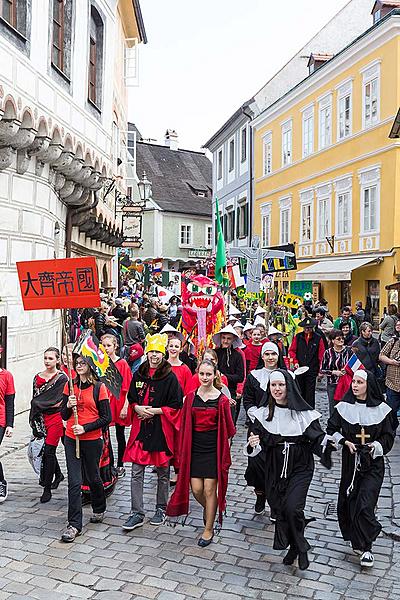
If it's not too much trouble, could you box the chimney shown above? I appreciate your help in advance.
[165,129,179,150]
[371,1,400,24]
[307,53,334,75]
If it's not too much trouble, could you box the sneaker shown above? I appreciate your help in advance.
[90,513,104,523]
[0,480,8,503]
[61,525,81,543]
[149,508,166,526]
[360,551,374,567]
[122,513,144,531]
[117,467,126,478]
[254,494,266,515]
[270,508,277,523]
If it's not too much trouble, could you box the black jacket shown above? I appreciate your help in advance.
[215,347,244,397]
[351,336,381,373]
[112,306,128,326]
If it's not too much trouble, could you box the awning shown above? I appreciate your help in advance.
[296,257,378,281]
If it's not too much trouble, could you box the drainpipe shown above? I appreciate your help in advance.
[242,107,253,243]
[65,192,100,258]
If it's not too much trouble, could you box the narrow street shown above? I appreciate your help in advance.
[1,387,399,600]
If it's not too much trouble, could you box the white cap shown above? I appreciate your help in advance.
[254,316,266,327]
[212,324,242,349]
[269,370,286,383]
[353,369,367,381]
[262,342,279,355]
[243,322,255,333]
[254,306,266,316]
[268,325,284,337]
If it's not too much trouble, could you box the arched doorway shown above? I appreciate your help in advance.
[102,264,108,288]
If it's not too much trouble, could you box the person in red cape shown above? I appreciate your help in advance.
[122,333,183,531]
[166,359,236,547]
[167,336,192,395]
[188,348,229,395]
[101,334,133,477]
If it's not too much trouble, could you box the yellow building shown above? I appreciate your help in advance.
[252,4,400,322]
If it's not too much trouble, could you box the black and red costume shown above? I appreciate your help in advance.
[166,391,236,525]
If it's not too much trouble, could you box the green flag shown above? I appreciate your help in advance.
[214,198,229,287]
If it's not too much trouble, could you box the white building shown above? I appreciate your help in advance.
[0,0,146,412]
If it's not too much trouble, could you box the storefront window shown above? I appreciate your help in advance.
[340,281,351,308]
[367,280,380,326]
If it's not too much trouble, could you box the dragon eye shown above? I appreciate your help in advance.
[187,282,200,293]
[202,285,217,296]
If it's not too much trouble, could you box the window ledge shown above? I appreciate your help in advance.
[51,63,71,84]
[88,98,102,114]
[0,16,27,42]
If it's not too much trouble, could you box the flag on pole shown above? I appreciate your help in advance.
[214,197,229,288]
[345,353,364,373]
[73,330,122,397]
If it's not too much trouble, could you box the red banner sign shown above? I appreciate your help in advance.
[17,257,100,310]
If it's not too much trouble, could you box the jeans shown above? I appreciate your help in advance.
[327,383,337,417]
[385,387,400,429]
[130,463,170,517]
[64,436,106,530]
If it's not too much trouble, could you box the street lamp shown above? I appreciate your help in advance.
[137,170,152,205]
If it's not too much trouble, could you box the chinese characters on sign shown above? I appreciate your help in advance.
[17,257,100,310]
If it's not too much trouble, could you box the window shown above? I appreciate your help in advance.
[317,197,330,240]
[111,120,120,172]
[237,202,248,239]
[180,224,193,247]
[262,213,270,247]
[228,138,234,172]
[263,132,272,176]
[206,224,212,248]
[302,107,314,158]
[301,203,312,243]
[373,9,381,23]
[1,0,16,27]
[226,210,235,243]
[363,186,377,232]
[282,120,292,166]
[338,95,351,140]
[337,192,350,236]
[241,127,247,163]
[88,6,104,108]
[50,0,73,81]
[52,0,64,71]
[217,149,223,180]
[319,95,332,150]
[362,61,380,129]
[279,197,292,245]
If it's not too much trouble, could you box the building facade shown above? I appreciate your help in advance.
[130,132,212,273]
[0,0,146,412]
[204,100,255,250]
[252,5,400,320]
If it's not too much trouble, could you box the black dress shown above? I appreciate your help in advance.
[190,393,220,479]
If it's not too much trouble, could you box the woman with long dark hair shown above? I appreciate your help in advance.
[167,359,236,547]
[60,355,111,543]
[326,370,394,567]
[30,347,68,503]
[246,369,332,570]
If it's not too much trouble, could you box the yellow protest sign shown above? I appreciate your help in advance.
[276,292,303,309]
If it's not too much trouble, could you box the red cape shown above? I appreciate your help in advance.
[166,391,236,525]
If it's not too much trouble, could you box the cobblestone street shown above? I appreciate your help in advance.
[1,386,400,600]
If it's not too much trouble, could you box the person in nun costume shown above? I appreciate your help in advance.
[246,369,333,570]
[243,342,284,516]
[326,369,394,568]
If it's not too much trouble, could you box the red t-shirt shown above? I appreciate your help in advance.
[0,369,15,428]
[63,381,109,441]
[244,343,263,371]
[171,363,192,396]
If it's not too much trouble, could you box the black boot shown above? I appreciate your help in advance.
[298,552,310,570]
[40,445,56,504]
[283,546,298,565]
[51,457,64,490]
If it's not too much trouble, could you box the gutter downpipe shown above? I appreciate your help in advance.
[242,107,254,243]
[65,192,100,258]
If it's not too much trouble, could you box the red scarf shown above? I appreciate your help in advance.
[166,391,236,525]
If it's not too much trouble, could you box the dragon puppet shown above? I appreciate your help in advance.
[181,275,225,355]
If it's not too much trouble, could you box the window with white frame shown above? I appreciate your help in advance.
[261,203,271,247]
[263,132,272,176]
[337,81,352,140]
[359,166,380,234]
[241,126,247,163]
[337,192,350,236]
[282,120,292,166]
[317,197,330,240]
[237,201,248,239]
[217,149,223,180]
[228,138,235,172]
[180,224,193,247]
[319,95,332,150]
[206,224,212,248]
[362,62,380,129]
[226,209,235,242]
[279,197,291,245]
[301,202,312,243]
[302,107,314,158]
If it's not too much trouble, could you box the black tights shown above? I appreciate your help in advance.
[0,426,5,481]
[115,424,126,467]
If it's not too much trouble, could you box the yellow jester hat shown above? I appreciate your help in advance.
[145,333,168,354]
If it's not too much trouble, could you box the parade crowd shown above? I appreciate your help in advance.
[1,283,399,573]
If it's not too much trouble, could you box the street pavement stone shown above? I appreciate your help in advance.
[1,384,400,599]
